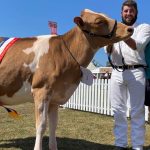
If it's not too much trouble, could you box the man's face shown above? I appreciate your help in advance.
[121,5,137,26]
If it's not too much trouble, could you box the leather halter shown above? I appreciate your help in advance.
[82,20,117,39]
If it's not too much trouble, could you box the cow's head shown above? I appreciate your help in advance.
[74,9,133,48]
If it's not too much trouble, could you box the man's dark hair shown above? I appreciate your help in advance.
[122,0,138,14]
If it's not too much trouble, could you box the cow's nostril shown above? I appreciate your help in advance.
[127,28,134,33]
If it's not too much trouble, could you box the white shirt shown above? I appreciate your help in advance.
[111,23,150,66]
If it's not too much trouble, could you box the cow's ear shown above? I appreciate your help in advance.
[74,17,84,27]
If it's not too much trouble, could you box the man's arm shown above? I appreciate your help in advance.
[125,24,150,51]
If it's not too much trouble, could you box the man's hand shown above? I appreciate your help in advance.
[106,44,113,54]
[124,38,137,50]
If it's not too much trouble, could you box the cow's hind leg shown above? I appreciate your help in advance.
[48,104,58,150]
[33,89,50,150]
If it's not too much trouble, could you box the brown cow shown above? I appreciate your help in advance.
[0,9,133,150]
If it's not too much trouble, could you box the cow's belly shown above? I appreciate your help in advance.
[0,82,33,106]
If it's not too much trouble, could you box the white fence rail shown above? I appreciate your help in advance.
[63,72,149,122]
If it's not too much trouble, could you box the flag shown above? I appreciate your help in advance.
[48,21,57,35]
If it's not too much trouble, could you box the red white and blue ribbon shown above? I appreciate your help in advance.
[0,37,20,62]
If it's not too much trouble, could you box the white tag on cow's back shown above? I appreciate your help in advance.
[80,66,94,86]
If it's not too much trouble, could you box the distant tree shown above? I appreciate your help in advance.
[92,59,101,67]
[106,60,111,67]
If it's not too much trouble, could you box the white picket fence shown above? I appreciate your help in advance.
[63,72,150,122]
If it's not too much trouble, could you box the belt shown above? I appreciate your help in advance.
[117,64,146,70]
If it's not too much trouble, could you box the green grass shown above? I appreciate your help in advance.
[0,103,150,150]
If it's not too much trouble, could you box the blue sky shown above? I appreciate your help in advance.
[1,0,150,66]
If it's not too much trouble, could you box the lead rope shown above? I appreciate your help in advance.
[61,36,82,77]
[108,42,126,72]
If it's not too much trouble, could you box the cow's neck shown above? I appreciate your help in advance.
[62,27,95,68]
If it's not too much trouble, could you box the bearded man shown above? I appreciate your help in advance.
[106,1,150,150]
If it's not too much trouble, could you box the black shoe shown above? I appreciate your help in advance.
[114,146,128,150]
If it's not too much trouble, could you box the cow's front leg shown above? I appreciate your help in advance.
[33,88,50,150]
[48,104,58,150]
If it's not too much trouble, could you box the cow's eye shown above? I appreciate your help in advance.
[96,21,104,25]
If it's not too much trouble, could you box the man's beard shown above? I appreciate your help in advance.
[122,15,137,26]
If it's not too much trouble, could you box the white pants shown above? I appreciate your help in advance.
[110,68,145,149]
